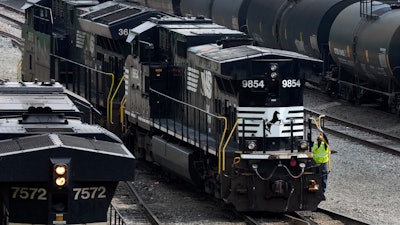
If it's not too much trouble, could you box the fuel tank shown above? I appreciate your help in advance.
[329,2,400,88]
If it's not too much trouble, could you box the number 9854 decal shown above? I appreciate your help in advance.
[282,79,301,88]
[242,80,265,88]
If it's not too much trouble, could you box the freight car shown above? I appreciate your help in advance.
[20,0,326,212]
[130,0,400,113]
[0,81,135,224]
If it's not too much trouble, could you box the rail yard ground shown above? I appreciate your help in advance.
[0,36,20,81]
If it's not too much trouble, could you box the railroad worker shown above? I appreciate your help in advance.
[312,133,330,196]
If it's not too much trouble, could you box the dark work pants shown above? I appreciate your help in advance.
[321,163,328,193]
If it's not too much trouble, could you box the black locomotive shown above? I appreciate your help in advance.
[129,0,400,113]
[0,81,135,224]
[20,0,326,212]
[122,15,324,211]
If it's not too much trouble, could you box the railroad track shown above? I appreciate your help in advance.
[240,209,369,225]
[110,181,161,225]
[112,165,372,225]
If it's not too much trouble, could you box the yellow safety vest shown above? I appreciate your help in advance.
[312,141,329,164]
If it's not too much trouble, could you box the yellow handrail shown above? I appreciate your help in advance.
[217,116,228,174]
[109,76,125,124]
[310,114,331,171]
[120,95,126,133]
[221,119,241,171]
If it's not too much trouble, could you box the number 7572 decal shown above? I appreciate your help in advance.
[10,186,107,200]
[73,186,107,200]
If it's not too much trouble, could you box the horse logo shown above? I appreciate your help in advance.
[265,111,281,134]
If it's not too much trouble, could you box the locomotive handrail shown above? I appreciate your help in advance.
[149,88,222,118]
[50,54,116,127]
[110,76,125,125]
[120,95,126,133]
[310,114,331,171]
[220,118,242,172]
[149,88,229,173]
[217,116,228,174]
[105,73,115,126]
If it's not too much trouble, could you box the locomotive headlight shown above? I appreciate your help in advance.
[54,164,68,187]
[246,140,257,151]
[270,63,278,71]
[55,165,67,176]
[51,159,70,188]
[270,72,278,79]
[55,177,66,186]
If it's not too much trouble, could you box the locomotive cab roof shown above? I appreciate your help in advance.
[128,15,245,38]
[78,1,167,39]
[187,44,322,77]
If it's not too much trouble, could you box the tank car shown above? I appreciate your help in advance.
[0,81,135,224]
[329,1,400,105]
[123,15,324,212]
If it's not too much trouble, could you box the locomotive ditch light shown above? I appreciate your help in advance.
[246,140,257,151]
[298,140,308,152]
